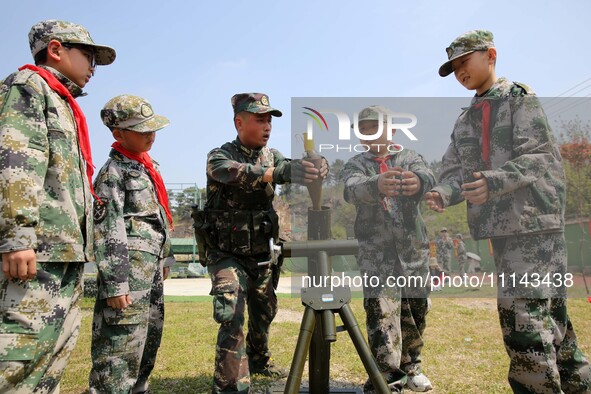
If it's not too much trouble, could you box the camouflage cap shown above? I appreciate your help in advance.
[101,95,170,133]
[358,105,391,122]
[441,227,448,232]
[439,29,494,77]
[29,20,116,65]
[231,93,282,117]
[352,105,391,128]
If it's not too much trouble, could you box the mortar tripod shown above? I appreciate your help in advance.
[281,239,390,394]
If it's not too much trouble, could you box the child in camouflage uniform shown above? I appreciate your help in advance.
[88,95,175,394]
[0,20,115,393]
[426,29,590,393]
[343,106,435,393]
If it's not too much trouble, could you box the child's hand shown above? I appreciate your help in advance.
[107,294,132,310]
[377,170,401,197]
[163,266,170,280]
[425,191,445,212]
[399,170,421,196]
[461,172,489,205]
[1,249,37,281]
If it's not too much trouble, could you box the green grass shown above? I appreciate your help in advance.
[62,297,591,394]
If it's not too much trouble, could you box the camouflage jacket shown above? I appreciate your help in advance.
[435,236,454,261]
[0,66,93,262]
[456,240,467,261]
[343,148,435,272]
[93,149,174,298]
[205,137,288,265]
[432,77,565,240]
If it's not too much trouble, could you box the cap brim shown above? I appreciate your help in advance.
[438,50,476,77]
[248,107,283,117]
[126,115,170,133]
[92,44,116,65]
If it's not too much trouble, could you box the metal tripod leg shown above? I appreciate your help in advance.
[285,306,316,394]
[283,301,390,394]
[339,303,391,394]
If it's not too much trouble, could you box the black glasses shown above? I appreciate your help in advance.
[61,43,96,69]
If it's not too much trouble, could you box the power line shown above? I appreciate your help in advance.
[548,76,591,100]
[544,78,591,110]
[541,76,591,119]
[546,93,591,119]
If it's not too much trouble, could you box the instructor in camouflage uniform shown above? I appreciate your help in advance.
[0,20,115,393]
[426,29,590,393]
[88,95,175,394]
[204,93,327,394]
[343,106,435,393]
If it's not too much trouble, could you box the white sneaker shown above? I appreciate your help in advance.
[406,373,433,392]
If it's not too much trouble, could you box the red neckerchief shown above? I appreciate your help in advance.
[372,155,392,174]
[19,64,100,200]
[111,142,174,229]
[473,100,491,169]
[373,155,393,212]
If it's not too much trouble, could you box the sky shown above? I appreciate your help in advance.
[2,0,591,189]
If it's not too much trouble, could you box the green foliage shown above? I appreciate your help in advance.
[421,200,470,239]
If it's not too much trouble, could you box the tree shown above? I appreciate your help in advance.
[558,118,591,219]
[168,186,205,223]
[327,159,346,185]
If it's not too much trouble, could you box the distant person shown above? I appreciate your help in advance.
[89,95,175,393]
[428,257,443,291]
[455,233,467,274]
[0,20,115,392]
[203,93,328,393]
[425,29,590,392]
[343,105,434,392]
[435,227,454,273]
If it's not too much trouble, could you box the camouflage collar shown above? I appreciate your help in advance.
[233,137,261,159]
[110,149,158,168]
[471,77,510,102]
[41,65,86,98]
[111,149,133,163]
[110,149,140,165]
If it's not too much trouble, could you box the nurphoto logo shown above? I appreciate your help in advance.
[301,107,419,153]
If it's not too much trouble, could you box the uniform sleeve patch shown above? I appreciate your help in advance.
[93,200,108,224]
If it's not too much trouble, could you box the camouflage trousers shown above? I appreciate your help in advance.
[457,255,467,274]
[208,257,277,394]
[362,285,430,392]
[492,233,591,393]
[437,254,451,273]
[0,261,84,394]
[89,250,165,394]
